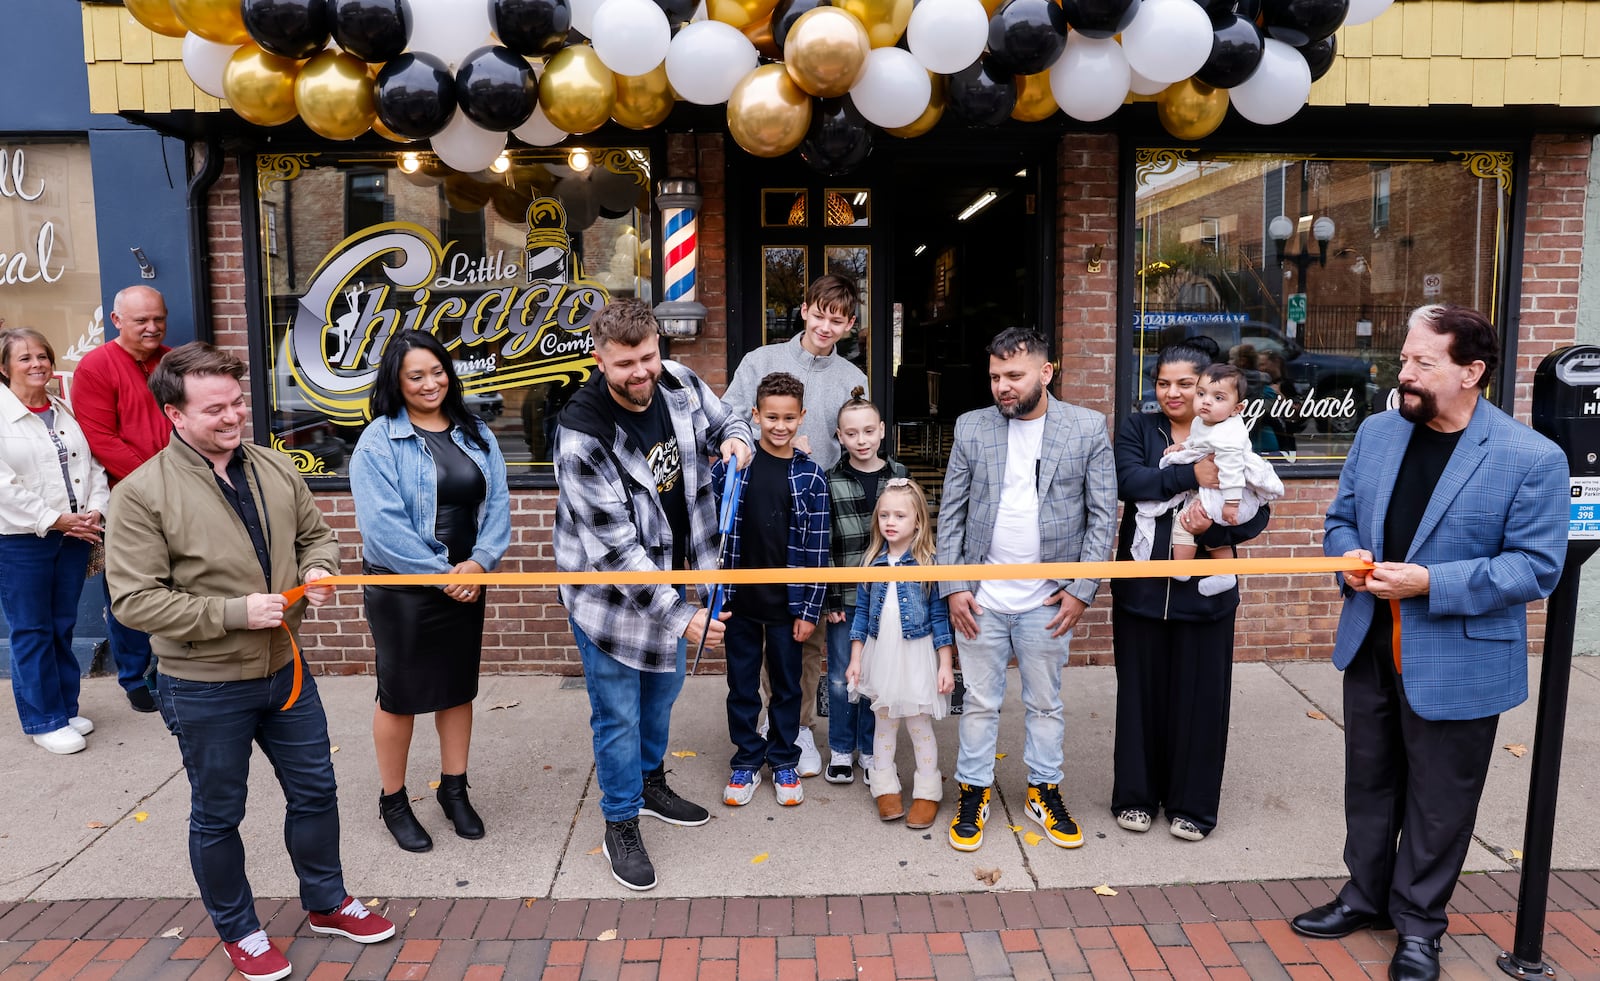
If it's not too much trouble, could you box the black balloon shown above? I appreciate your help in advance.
[331,0,410,63]
[455,45,537,131]
[772,0,827,51]
[986,0,1067,76]
[1299,33,1336,81]
[1058,0,1136,39]
[1260,0,1348,46]
[652,0,698,30]
[1236,0,1262,17]
[1196,0,1237,22]
[375,52,457,139]
[945,57,1017,127]
[800,98,873,176]
[490,0,570,57]
[243,0,331,59]
[1195,13,1265,88]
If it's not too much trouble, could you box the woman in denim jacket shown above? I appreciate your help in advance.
[350,331,510,854]
[845,478,955,830]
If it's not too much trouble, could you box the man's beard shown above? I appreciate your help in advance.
[997,379,1044,419]
[1397,383,1437,424]
[609,377,655,408]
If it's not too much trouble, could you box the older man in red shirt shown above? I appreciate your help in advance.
[71,285,172,713]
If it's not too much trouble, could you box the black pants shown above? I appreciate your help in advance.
[725,615,802,772]
[1338,640,1499,939]
[1110,608,1235,835]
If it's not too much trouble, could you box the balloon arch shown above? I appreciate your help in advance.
[131,0,1393,175]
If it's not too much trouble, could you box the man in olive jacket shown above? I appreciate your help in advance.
[107,342,393,979]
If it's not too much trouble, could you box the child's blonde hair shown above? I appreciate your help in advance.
[860,477,936,567]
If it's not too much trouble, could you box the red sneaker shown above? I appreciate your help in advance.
[222,930,291,981]
[307,896,396,943]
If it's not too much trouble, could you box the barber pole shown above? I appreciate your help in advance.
[653,179,707,338]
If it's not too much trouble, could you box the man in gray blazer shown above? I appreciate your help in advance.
[936,327,1117,853]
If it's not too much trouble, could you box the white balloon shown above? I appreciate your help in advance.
[1128,67,1168,97]
[666,20,758,105]
[182,34,239,100]
[847,47,930,129]
[1049,34,1130,122]
[591,0,671,76]
[432,111,508,172]
[1120,0,1212,85]
[406,0,493,69]
[1343,0,1394,27]
[906,0,988,75]
[1230,37,1311,124]
[513,105,570,145]
[571,0,608,38]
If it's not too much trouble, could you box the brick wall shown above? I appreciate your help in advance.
[203,131,1585,674]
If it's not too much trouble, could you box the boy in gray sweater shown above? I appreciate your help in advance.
[723,274,868,776]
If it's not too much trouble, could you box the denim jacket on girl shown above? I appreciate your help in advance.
[849,549,954,651]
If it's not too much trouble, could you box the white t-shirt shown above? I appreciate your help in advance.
[978,415,1057,613]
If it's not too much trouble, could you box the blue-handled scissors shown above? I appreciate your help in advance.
[691,462,743,675]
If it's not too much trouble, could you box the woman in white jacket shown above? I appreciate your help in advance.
[0,328,110,754]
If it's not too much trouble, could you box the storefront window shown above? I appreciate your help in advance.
[0,140,102,397]
[1129,148,1514,470]
[255,147,652,484]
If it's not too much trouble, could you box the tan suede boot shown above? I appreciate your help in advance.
[906,798,939,829]
[876,793,905,821]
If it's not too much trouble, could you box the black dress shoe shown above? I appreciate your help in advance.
[379,788,433,853]
[1389,935,1441,981]
[127,685,158,713]
[437,773,485,839]
[1291,900,1394,939]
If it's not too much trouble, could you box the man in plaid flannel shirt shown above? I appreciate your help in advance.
[554,299,752,892]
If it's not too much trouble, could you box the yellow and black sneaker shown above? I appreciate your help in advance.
[948,783,990,852]
[1026,783,1084,848]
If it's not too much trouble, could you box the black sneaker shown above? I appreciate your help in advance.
[127,685,157,713]
[640,767,709,827]
[949,782,990,851]
[603,818,656,891]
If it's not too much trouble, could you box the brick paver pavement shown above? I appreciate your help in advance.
[4,871,1600,978]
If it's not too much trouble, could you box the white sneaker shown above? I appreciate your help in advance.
[795,726,822,777]
[824,751,855,784]
[724,769,761,807]
[773,767,804,806]
[32,725,87,755]
[858,753,878,778]
[68,716,94,736]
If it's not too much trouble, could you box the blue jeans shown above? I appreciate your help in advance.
[725,615,801,771]
[156,667,346,942]
[0,532,90,735]
[954,605,1073,788]
[572,619,686,823]
[102,562,153,692]
[825,618,874,756]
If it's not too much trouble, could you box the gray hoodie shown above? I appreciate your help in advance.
[723,334,869,471]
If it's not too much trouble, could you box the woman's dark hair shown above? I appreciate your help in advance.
[370,330,488,450]
[1155,341,1216,375]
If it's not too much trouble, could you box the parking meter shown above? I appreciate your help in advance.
[1502,345,1600,980]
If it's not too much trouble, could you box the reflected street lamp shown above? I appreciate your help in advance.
[1269,214,1336,280]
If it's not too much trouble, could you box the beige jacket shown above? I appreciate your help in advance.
[107,438,340,682]
[0,385,110,536]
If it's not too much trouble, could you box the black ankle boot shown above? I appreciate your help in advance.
[437,773,485,839]
[379,788,433,853]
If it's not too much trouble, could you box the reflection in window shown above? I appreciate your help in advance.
[764,189,805,227]
[1131,149,1513,469]
[825,245,869,377]
[825,189,870,227]
[762,246,807,346]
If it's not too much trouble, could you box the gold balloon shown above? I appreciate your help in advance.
[540,45,616,136]
[1010,70,1057,123]
[784,7,871,98]
[835,0,913,48]
[295,50,377,141]
[740,13,781,60]
[1157,78,1229,141]
[371,115,415,143]
[726,64,812,158]
[612,65,674,130]
[172,0,250,44]
[223,45,301,127]
[125,0,187,38]
[708,0,779,30]
[885,72,944,138]
[979,0,1005,14]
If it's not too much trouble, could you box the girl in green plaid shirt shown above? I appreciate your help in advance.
[822,389,907,785]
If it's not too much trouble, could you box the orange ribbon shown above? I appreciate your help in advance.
[272,555,1378,710]
[1391,598,1403,673]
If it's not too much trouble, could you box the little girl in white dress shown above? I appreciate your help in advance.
[846,479,955,830]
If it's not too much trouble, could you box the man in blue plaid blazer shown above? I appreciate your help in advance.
[1292,304,1567,981]
[935,327,1118,855]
